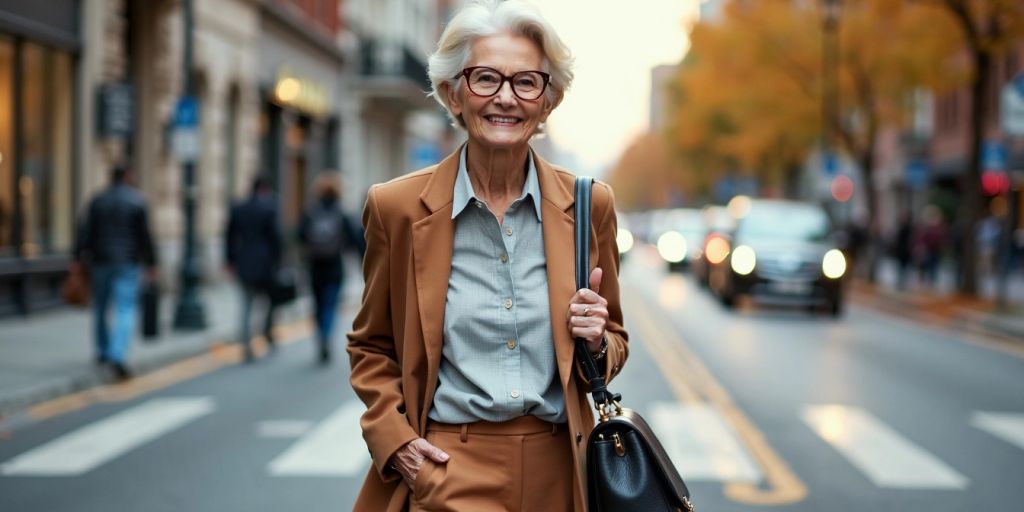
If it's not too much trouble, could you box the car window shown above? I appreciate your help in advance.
[738,204,830,242]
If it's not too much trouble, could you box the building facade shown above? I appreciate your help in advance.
[0,1,83,315]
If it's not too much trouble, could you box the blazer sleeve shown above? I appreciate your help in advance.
[576,181,629,387]
[346,186,418,482]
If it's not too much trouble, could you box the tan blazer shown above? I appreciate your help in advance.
[347,147,629,512]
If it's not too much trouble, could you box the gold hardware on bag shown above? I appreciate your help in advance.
[681,496,695,511]
[597,400,625,422]
[613,433,625,457]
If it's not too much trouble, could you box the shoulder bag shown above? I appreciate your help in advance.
[574,176,695,512]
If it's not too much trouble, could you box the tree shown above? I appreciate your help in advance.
[605,132,699,211]
[666,0,957,277]
[914,0,1024,295]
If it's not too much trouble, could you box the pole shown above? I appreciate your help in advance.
[173,0,207,329]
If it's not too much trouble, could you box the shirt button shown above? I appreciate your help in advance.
[506,339,517,350]
[504,298,513,309]
[510,390,520,399]
[500,253,508,263]
[505,226,513,236]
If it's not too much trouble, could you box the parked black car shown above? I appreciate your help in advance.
[708,200,847,316]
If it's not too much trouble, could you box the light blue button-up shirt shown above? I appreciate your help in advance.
[427,146,565,424]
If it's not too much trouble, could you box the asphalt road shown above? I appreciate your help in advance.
[1,245,1022,511]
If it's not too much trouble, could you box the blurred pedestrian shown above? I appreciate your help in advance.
[893,211,914,290]
[73,164,157,380]
[298,174,365,364]
[347,2,628,511]
[914,205,946,287]
[225,175,282,363]
[976,212,1003,279]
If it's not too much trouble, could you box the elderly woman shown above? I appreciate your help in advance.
[347,1,628,510]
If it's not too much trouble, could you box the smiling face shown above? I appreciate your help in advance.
[446,33,555,151]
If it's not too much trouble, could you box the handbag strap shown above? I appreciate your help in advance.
[573,177,621,407]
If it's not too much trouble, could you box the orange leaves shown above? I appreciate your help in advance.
[663,0,968,194]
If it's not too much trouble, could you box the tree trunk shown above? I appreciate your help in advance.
[860,136,880,282]
[957,48,989,297]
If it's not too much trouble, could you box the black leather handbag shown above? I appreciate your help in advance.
[574,177,694,512]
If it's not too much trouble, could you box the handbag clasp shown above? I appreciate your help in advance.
[596,400,624,422]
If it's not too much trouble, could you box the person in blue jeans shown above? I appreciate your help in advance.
[225,175,283,363]
[74,165,157,380]
[299,175,365,364]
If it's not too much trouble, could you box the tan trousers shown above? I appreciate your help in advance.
[410,416,574,512]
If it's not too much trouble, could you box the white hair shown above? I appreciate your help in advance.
[427,0,575,128]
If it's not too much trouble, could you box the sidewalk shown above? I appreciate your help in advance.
[850,257,1024,342]
[0,281,311,418]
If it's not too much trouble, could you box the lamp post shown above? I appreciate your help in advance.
[173,0,207,330]
[821,0,841,177]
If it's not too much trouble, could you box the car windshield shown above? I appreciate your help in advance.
[738,204,830,242]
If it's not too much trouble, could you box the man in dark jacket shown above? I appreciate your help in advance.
[298,175,365,364]
[225,176,282,362]
[74,164,157,380]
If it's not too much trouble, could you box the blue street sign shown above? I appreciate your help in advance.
[823,152,839,177]
[174,96,199,128]
[905,160,929,188]
[409,142,442,169]
[981,140,1007,171]
[1013,73,1024,97]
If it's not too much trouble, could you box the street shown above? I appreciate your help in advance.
[1,245,1023,511]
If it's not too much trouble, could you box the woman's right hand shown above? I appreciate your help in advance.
[389,438,450,489]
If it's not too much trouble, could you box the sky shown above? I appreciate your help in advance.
[535,0,701,176]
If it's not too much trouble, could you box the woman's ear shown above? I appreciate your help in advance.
[444,81,463,119]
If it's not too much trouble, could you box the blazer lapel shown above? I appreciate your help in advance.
[536,153,583,387]
[412,150,460,429]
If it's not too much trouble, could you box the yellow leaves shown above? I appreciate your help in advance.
[662,0,975,193]
[606,132,697,211]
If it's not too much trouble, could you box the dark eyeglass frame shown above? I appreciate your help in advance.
[454,66,552,101]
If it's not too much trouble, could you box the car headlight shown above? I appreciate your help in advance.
[705,236,730,264]
[616,228,635,254]
[657,231,688,263]
[822,249,846,279]
[730,245,756,275]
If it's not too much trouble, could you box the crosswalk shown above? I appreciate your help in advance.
[3,397,1024,492]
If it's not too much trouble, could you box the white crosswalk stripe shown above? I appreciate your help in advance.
[0,397,215,476]
[267,400,368,477]
[802,405,968,489]
[650,402,762,482]
[971,412,1024,451]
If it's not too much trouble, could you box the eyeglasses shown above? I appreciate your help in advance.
[454,66,551,101]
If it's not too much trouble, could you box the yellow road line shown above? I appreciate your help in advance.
[627,287,808,505]
[25,319,314,422]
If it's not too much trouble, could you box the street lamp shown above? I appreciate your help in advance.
[821,0,841,169]
[173,0,207,330]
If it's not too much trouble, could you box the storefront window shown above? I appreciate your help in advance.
[14,42,74,258]
[21,42,47,257]
[0,38,13,257]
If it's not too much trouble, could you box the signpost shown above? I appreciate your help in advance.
[905,160,928,189]
[171,96,200,164]
[1001,75,1024,136]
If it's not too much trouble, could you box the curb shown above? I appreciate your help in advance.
[848,282,1024,343]
[0,291,323,422]
[0,330,229,419]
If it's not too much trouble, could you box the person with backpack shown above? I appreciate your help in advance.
[299,175,365,363]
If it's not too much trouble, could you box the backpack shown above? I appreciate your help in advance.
[305,206,344,259]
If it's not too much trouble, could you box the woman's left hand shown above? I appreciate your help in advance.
[567,268,608,354]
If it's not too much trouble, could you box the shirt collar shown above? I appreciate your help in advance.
[451,144,543,221]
